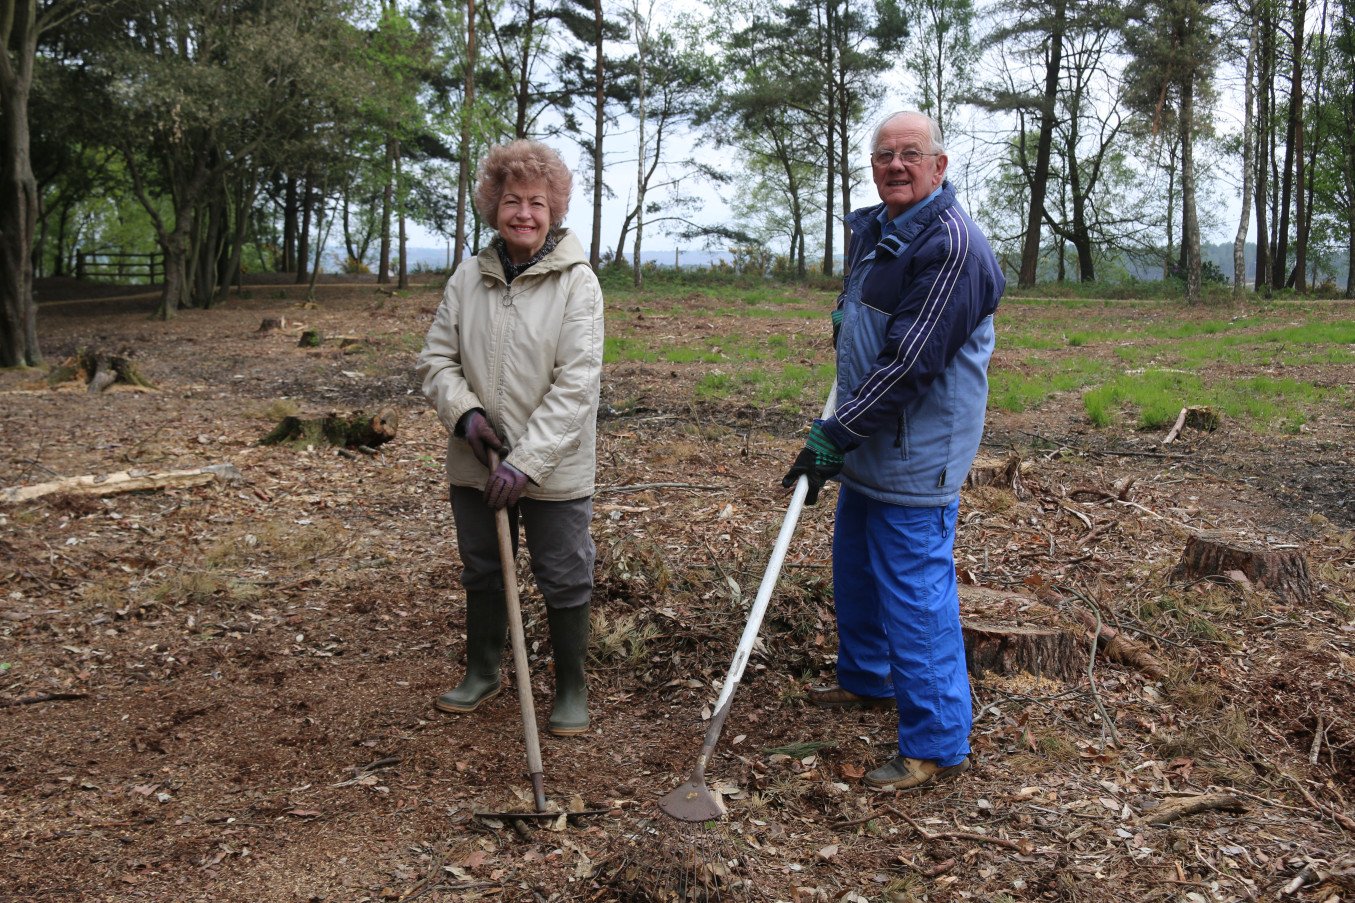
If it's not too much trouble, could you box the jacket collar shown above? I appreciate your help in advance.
[478,229,587,284]
[845,181,957,260]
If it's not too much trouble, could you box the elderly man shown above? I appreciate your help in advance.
[783,110,1004,791]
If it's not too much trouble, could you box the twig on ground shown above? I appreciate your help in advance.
[1074,595,1121,749]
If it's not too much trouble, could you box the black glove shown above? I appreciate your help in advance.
[781,422,844,505]
[485,461,529,509]
[457,409,504,467]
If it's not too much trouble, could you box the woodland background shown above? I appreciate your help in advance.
[4,0,1355,370]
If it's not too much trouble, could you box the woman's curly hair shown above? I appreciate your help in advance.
[473,140,573,228]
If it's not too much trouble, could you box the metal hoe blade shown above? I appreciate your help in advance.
[658,778,727,823]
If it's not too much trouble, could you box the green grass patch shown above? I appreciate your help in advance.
[1083,368,1336,432]
[988,356,1112,413]
[696,363,834,407]
[603,336,658,364]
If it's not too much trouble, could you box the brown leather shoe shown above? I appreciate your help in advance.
[808,686,893,709]
[864,755,970,791]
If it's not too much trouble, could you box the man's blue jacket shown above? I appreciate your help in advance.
[821,181,1004,507]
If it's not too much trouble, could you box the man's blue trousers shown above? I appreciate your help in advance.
[831,486,972,766]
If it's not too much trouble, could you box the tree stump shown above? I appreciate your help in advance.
[1163,405,1220,444]
[965,454,1029,498]
[258,316,287,333]
[962,621,1084,681]
[298,329,323,348]
[260,410,399,449]
[958,585,1086,681]
[1173,532,1313,604]
[46,349,154,393]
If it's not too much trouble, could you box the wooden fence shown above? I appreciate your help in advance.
[75,251,163,284]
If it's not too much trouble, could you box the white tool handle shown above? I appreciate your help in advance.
[709,383,838,715]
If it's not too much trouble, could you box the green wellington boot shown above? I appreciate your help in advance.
[546,603,591,736]
[434,590,507,714]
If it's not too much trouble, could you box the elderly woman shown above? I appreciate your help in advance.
[417,140,604,737]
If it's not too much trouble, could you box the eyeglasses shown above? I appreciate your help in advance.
[871,149,940,167]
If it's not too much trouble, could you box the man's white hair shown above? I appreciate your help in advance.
[870,111,945,155]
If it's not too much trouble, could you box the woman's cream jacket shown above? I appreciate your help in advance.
[417,230,604,500]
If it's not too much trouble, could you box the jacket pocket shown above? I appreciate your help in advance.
[894,414,909,459]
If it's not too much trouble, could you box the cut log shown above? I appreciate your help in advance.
[1069,608,1169,680]
[962,621,1084,682]
[46,349,154,393]
[1139,792,1245,826]
[259,409,398,449]
[965,454,1029,498]
[1172,532,1313,604]
[1,463,243,505]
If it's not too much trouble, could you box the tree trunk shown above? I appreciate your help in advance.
[589,0,604,270]
[631,2,646,289]
[378,139,394,284]
[1299,0,1331,291]
[822,0,837,278]
[0,63,40,367]
[217,171,258,303]
[454,0,476,272]
[1254,7,1272,294]
[1180,67,1202,304]
[296,171,313,284]
[1273,0,1301,291]
[1234,9,1257,296]
[514,0,537,139]
[282,174,298,273]
[1347,87,1355,297]
[1289,0,1308,292]
[1018,0,1064,288]
[397,145,408,290]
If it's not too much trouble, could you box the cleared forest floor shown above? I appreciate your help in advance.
[2,276,1353,902]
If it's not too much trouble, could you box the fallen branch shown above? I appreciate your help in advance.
[1068,604,1169,680]
[595,482,722,495]
[1,463,243,505]
[0,691,88,708]
[1162,407,1189,445]
[1140,792,1246,826]
[885,806,1033,853]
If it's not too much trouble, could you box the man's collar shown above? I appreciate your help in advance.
[877,184,946,236]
